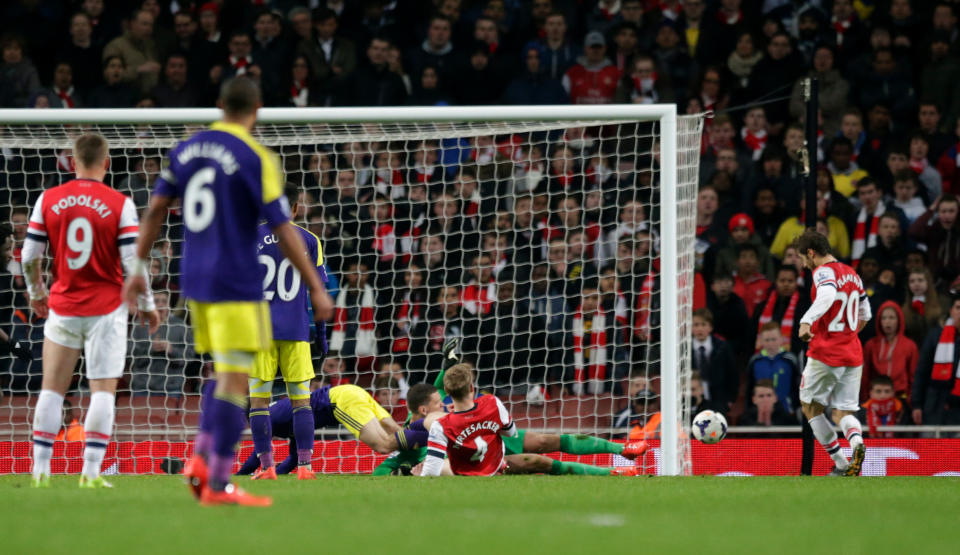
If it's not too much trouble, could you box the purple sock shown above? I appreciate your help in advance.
[395,428,429,450]
[193,431,213,459]
[250,408,274,468]
[193,380,218,459]
[209,395,247,491]
[292,405,314,466]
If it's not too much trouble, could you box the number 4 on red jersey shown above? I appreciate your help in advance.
[28,178,139,317]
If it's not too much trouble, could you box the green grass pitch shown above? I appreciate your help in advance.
[2,475,957,554]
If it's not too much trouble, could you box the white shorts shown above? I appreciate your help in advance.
[44,303,128,380]
[799,357,861,412]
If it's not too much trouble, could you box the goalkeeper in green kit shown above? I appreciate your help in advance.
[372,338,649,476]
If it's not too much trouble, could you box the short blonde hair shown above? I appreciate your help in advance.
[73,133,108,169]
[443,363,474,401]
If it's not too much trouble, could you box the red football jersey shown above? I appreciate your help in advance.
[805,261,867,367]
[427,395,517,476]
[28,179,138,317]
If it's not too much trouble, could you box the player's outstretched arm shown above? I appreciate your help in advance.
[123,194,172,314]
[272,221,334,321]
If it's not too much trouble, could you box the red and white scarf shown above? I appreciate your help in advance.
[391,291,422,353]
[832,16,852,46]
[412,165,435,183]
[932,319,960,396]
[573,306,607,394]
[373,223,396,262]
[290,80,308,107]
[758,290,798,344]
[909,157,928,175]
[634,271,656,338]
[460,281,495,316]
[851,200,885,266]
[229,55,252,75]
[613,290,628,326]
[54,86,76,108]
[865,397,900,438]
[717,8,743,25]
[375,168,405,199]
[741,127,767,160]
[912,295,926,316]
[399,214,425,265]
[330,285,377,356]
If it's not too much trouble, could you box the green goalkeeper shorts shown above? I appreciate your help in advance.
[503,429,526,456]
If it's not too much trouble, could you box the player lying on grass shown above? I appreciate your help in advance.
[234,378,431,476]
[373,338,649,476]
[381,382,643,476]
[420,364,639,476]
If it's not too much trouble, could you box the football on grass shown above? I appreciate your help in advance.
[692,410,727,444]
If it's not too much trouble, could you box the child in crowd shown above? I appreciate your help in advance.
[861,375,903,438]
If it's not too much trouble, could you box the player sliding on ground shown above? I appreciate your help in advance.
[421,363,640,477]
[247,183,326,481]
[236,378,432,476]
[124,77,334,506]
[794,230,869,476]
[374,338,648,476]
[26,133,159,488]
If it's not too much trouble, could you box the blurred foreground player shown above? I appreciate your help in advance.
[248,184,327,481]
[124,77,333,506]
[420,364,639,477]
[795,230,870,476]
[25,133,159,488]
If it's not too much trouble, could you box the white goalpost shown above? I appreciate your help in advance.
[0,105,703,476]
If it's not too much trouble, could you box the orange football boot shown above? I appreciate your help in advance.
[620,440,650,461]
[610,466,641,477]
[200,484,273,507]
[250,466,278,480]
[183,455,208,500]
[296,466,317,480]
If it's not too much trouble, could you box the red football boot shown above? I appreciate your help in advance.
[250,466,278,480]
[610,465,641,477]
[200,484,273,507]
[183,455,208,500]
[620,440,650,461]
[296,466,317,480]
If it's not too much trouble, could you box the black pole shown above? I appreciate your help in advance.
[800,77,819,476]
[804,77,819,229]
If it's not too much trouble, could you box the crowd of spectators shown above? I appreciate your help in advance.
[3,0,960,436]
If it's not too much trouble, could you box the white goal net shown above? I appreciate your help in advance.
[0,106,703,476]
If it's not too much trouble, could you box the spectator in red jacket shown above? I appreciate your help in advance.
[562,31,620,104]
[732,243,772,318]
[862,301,918,406]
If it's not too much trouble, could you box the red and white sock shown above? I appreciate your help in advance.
[31,390,64,480]
[82,391,115,480]
[839,414,864,450]
[809,414,849,469]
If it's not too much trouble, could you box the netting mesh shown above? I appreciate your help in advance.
[0,110,703,475]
